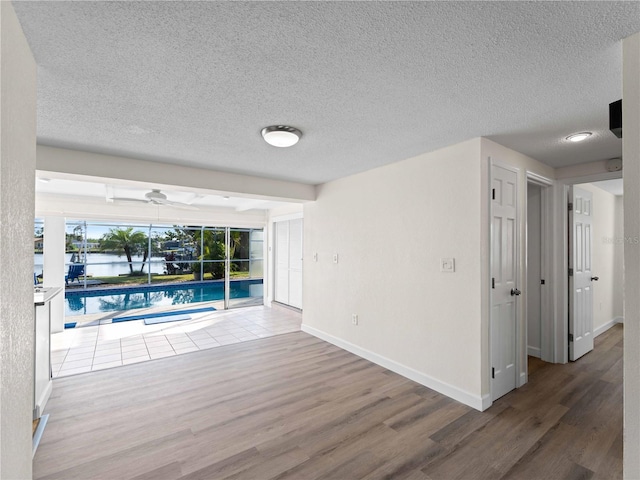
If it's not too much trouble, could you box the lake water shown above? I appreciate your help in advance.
[34,253,168,277]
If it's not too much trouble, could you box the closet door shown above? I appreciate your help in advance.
[274,218,303,309]
[288,219,303,309]
[274,221,290,304]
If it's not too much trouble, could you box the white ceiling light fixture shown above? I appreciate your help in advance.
[565,132,593,142]
[261,125,302,148]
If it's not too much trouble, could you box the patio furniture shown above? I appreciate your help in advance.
[65,264,85,285]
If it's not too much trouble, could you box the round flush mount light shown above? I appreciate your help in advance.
[261,125,302,147]
[565,132,593,143]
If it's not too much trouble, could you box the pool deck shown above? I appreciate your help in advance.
[52,302,302,378]
[65,299,227,328]
[64,279,105,288]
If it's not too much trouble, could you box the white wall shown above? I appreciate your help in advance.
[0,1,37,477]
[614,195,624,320]
[303,138,486,409]
[302,137,557,410]
[578,183,622,335]
[623,31,640,480]
[556,160,610,180]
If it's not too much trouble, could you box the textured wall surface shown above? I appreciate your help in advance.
[623,31,640,480]
[0,1,37,478]
[613,196,624,319]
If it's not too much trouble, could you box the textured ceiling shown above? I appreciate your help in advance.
[13,1,640,185]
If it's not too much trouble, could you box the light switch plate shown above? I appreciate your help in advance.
[440,258,455,272]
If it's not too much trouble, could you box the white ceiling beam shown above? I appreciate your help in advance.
[36,145,316,203]
[235,199,268,212]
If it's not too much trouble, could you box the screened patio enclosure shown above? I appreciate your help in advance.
[35,220,265,317]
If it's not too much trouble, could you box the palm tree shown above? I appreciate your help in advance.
[101,227,148,274]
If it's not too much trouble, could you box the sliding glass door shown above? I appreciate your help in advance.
[57,220,264,313]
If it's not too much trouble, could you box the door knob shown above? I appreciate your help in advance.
[511,288,522,296]
[591,276,599,281]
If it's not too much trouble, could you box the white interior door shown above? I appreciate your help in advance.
[274,221,290,304]
[491,164,519,401]
[288,219,303,309]
[569,186,594,361]
[274,218,303,309]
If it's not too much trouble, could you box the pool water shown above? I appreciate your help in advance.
[65,279,263,316]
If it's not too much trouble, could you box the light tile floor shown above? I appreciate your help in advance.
[51,304,302,378]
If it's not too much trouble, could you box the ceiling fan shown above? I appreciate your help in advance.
[109,189,199,210]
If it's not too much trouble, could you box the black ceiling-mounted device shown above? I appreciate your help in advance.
[610,99,622,138]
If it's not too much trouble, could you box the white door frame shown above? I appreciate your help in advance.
[525,172,554,365]
[552,170,622,363]
[489,159,521,400]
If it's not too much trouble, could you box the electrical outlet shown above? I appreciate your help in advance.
[352,314,358,325]
[313,252,318,262]
[440,258,455,273]
[333,253,339,264]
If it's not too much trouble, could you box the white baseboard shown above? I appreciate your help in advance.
[301,324,487,412]
[594,317,624,338]
[527,346,541,358]
[35,380,52,419]
[519,371,527,388]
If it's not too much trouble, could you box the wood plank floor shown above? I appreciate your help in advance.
[34,325,623,480]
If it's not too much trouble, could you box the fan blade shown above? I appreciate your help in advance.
[151,197,199,210]
[109,197,150,204]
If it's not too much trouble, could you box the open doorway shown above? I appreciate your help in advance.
[548,173,624,366]
[527,176,623,378]
[525,172,553,382]
[527,182,544,360]
[569,180,624,356]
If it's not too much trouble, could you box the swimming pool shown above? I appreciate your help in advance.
[65,279,263,316]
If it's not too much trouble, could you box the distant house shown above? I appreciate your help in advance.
[71,240,100,250]
[34,237,43,250]
[163,240,182,250]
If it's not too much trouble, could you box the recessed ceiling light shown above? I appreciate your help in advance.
[261,125,302,148]
[566,132,593,142]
